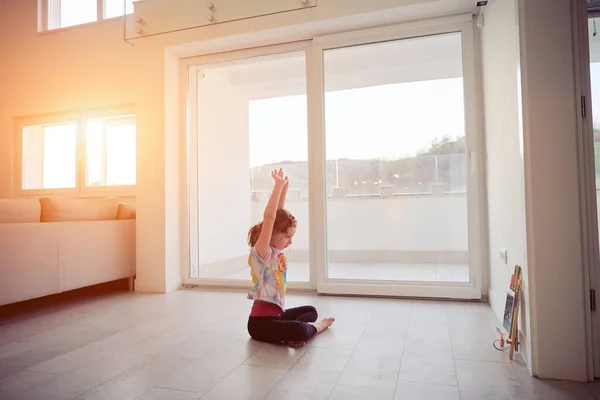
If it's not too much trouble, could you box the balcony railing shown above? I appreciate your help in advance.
[250,153,468,199]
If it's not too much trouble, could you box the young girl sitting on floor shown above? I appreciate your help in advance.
[246,169,334,347]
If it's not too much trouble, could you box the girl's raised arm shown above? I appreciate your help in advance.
[278,177,289,210]
[255,169,288,259]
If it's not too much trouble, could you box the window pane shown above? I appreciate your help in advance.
[43,124,78,189]
[106,122,136,185]
[22,123,77,190]
[85,116,136,187]
[104,0,135,19]
[60,0,97,28]
[323,33,469,283]
[249,95,308,197]
[192,51,309,283]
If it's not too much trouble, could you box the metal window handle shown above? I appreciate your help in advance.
[208,2,215,10]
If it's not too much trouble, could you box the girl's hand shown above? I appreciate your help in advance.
[271,168,289,188]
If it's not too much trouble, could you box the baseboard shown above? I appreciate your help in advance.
[0,278,130,323]
[488,287,505,323]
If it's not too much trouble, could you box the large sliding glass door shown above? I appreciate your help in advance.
[313,22,483,298]
[184,17,484,299]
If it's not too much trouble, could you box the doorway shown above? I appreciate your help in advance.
[183,18,485,299]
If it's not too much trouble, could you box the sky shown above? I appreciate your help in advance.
[248,78,466,167]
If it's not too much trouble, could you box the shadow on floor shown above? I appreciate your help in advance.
[0,279,130,324]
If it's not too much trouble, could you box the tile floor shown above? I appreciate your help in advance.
[0,288,599,400]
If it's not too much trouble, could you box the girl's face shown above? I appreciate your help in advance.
[271,227,296,250]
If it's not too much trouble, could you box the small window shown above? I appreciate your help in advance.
[85,115,136,187]
[104,0,135,19]
[56,0,97,29]
[43,0,135,31]
[17,110,136,195]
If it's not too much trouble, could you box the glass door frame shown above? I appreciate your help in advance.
[578,10,600,379]
[310,18,486,299]
[181,15,486,299]
[181,41,318,291]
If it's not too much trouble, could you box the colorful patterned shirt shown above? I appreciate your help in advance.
[247,247,287,310]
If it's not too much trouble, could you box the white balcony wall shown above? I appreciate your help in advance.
[250,194,468,257]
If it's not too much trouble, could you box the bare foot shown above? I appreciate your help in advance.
[308,317,335,333]
[288,317,336,348]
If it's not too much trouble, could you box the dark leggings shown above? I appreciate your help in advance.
[247,305,319,343]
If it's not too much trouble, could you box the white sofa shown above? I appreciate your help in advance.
[0,197,136,306]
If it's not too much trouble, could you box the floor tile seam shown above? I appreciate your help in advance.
[392,301,413,400]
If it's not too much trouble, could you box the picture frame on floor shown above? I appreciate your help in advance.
[496,265,523,360]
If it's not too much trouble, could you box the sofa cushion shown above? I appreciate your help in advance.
[116,203,136,220]
[0,198,41,223]
[40,197,120,222]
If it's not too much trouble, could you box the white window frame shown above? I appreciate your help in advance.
[38,0,133,32]
[14,106,136,197]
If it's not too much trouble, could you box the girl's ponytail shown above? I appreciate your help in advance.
[248,222,263,247]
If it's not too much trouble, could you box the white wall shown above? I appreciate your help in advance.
[480,0,530,367]
[164,42,183,292]
[518,0,589,382]
[481,0,594,381]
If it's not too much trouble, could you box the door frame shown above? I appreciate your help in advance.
[180,14,487,300]
[310,19,486,299]
[574,3,599,380]
[181,40,318,291]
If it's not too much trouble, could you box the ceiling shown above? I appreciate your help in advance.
[198,31,463,99]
